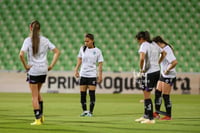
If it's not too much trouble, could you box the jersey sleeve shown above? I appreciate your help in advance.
[47,39,56,50]
[97,49,104,62]
[138,43,148,54]
[166,47,176,63]
[20,38,29,52]
[77,47,83,58]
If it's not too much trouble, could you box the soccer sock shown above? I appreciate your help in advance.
[143,102,148,118]
[34,109,41,119]
[155,90,162,112]
[39,101,43,115]
[80,91,87,111]
[163,94,172,117]
[145,99,153,120]
[89,90,96,114]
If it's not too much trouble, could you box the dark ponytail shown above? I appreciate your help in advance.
[83,45,87,52]
[152,36,174,52]
[30,20,40,56]
[144,31,152,43]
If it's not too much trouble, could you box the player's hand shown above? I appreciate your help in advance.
[139,70,145,77]
[140,70,145,73]
[25,65,32,71]
[139,69,146,76]
[164,70,170,75]
[75,71,79,78]
[139,72,143,77]
[48,65,53,71]
[97,76,102,83]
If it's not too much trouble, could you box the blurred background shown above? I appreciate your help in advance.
[0,0,199,72]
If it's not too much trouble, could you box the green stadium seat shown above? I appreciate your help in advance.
[0,0,199,72]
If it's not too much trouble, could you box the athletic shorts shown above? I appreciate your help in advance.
[159,75,176,86]
[141,71,160,92]
[26,74,47,84]
[80,77,97,86]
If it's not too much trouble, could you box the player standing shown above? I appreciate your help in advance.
[135,31,165,124]
[74,33,104,117]
[152,36,178,120]
[19,20,60,125]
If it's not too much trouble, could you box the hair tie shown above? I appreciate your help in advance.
[29,23,33,31]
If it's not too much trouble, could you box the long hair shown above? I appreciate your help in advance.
[152,36,174,52]
[135,31,152,43]
[83,33,95,52]
[30,20,40,56]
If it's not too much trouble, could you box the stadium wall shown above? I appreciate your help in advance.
[0,71,199,94]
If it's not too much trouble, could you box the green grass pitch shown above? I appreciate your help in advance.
[0,93,200,133]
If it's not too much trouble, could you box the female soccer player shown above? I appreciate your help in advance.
[135,31,165,124]
[19,20,60,125]
[74,33,104,117]
[152,36,178,120]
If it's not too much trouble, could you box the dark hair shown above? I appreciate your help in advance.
[85,33,94,40]
[152,36,174,51]
[83,33,95,52]
[135,31,152,43]
[30,20,40,56]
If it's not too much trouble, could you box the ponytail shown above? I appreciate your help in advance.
[144,31,152,43]
[83,45,87,52]
[30,20,40,56]
[152,36,174,52]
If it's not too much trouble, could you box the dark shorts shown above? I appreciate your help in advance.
[141,71,160,92]
[80,77,97,86]
[27,74,47,84]
[159,75,176,86]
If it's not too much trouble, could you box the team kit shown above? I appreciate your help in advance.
[19,21,177,125]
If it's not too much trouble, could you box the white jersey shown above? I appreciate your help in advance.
[21,36,56,76]
[161,45,176,78]
[138,41,162,73]
[78,46,104,77]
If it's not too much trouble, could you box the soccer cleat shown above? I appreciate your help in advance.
[30,118,42,125]
[135,117,147,122]
[41,116,44,123]
[80,111,89,117]
[86,112,93,117]
[153,112,160,119]
[141,119,155,124]
[160,116,172,120]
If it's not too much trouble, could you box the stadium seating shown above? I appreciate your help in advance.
[0,0,199,72]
